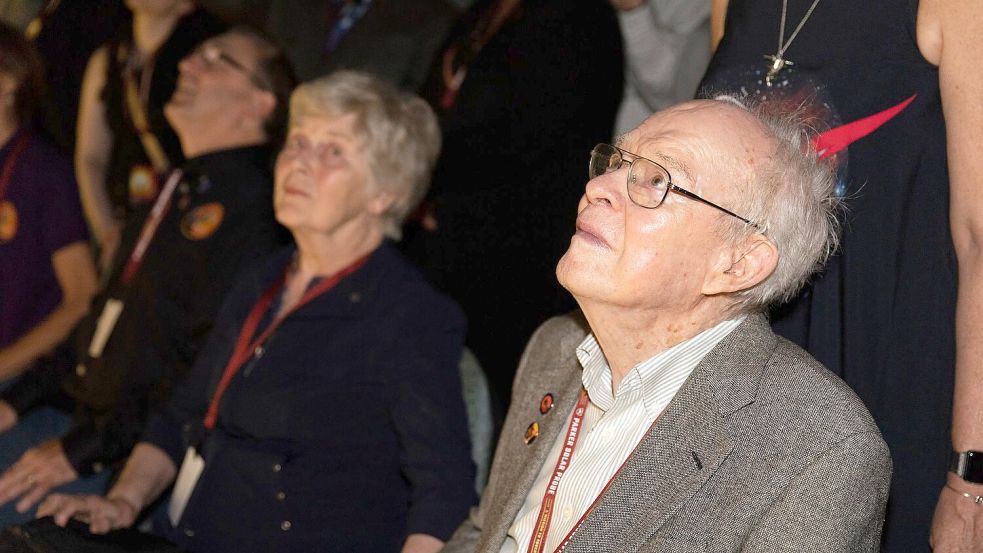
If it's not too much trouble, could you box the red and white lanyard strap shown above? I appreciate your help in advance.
[551,413,664,553]
[0,133,30,203]
[526,388,590,553]
[119,168,183,285]
[202,254,370,429]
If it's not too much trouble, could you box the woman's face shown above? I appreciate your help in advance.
[274,113,382,239]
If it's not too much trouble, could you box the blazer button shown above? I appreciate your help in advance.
[272,463,282,472]
[75,364,87,377]
[281,521,292,531]
[184,528,195,537]
[276,491,286,501]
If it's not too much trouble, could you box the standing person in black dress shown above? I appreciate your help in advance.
[406,0,624,407]
[76,0,223,272]
[700,0,983,551]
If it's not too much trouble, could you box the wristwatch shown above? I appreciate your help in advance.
[950,450,983,484]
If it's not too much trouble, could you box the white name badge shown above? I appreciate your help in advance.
[168,447,205,526]
[88,298,124,358]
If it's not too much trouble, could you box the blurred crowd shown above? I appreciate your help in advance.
[0,0,978,552]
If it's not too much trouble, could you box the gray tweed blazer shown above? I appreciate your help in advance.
[443,313,891,552]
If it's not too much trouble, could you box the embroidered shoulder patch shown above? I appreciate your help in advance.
[181,202,225,240]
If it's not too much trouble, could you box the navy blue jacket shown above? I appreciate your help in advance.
[143,242,476,552]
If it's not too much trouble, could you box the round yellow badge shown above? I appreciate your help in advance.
[128,164,159,205]
[181,202,225,240]
[0,201,18,243]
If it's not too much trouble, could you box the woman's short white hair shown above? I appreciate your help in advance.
[713,94,842,312]
[288,70,441,240]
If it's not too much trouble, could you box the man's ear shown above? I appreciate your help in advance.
[251,90,276,122]
[702,234,779,296]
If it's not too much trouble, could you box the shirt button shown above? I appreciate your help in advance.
[272,463,282,472]
[184,528,195,537]
[75,364,86,377]
[276,491,286,501]
[561,506,573,520]
[281,520,292,531]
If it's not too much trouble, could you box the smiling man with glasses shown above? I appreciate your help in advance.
[443,97,891,553]
[0,27,297,535]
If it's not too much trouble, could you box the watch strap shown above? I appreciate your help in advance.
[950,450,983,484]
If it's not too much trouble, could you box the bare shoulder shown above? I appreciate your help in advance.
[916,0,983,66]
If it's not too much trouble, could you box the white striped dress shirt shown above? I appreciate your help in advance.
[500,316,745,553]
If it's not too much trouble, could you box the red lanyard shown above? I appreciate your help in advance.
[0,133,30,204]
[528,390,664,553]
[202,253,370,429]
[119,168,183,285]
[526,388,590,553]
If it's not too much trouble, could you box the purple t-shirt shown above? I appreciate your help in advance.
[0,131,88,349]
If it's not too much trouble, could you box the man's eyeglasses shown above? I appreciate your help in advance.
[588,143,759,228]
[193,43,271,91]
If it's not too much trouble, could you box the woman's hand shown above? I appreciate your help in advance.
[0,439,78,513]
[36,493,138,534]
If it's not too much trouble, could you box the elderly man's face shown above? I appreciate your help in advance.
[556,101,772,315]
[165,32,267,135]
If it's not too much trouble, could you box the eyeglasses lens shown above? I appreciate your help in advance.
[628,158,669,208]
[589,144,620,179]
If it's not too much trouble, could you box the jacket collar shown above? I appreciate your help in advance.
[564,313,776,551]
[256,241,399,321]
[482,313,775,552]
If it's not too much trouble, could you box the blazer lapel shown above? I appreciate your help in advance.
[476,316,590,552]
[564,315,777,552]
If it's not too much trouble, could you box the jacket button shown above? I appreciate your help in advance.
[75,364,87,377]
[281,521,292,531]
[276,491,286,501]
[272,463,282,472]
[184,528,195,537]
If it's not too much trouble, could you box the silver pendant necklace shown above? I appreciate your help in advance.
[764,0,822,85]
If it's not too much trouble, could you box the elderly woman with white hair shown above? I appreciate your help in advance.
[33,71,476,553]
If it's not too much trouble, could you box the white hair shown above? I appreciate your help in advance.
[289,71,441,240]
[712,94,842,312]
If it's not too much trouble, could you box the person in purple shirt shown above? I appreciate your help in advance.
[0,20,100,524]
[0,23,96,409]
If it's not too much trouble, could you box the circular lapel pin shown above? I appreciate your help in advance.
[539,393,554,414]
[181,202,225,240]
[0,201,18,243]
[524,422,539,445]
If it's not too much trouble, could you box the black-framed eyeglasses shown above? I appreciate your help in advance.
[193,43,271,91]
[589,143,759,228]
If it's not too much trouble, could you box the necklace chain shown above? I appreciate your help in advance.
[776,0,822,57]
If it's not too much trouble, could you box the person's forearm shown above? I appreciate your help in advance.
[0,243,97,380]
[106,443,177,512]
[950,251,983,452]
[0,303,87,380]
[76,157,115,248]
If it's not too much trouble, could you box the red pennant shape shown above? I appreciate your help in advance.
[813,94,917,160]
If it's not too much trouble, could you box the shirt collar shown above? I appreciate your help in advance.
[576,316,746,420]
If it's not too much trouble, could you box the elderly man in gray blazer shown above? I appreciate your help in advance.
[442,97,891,553]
